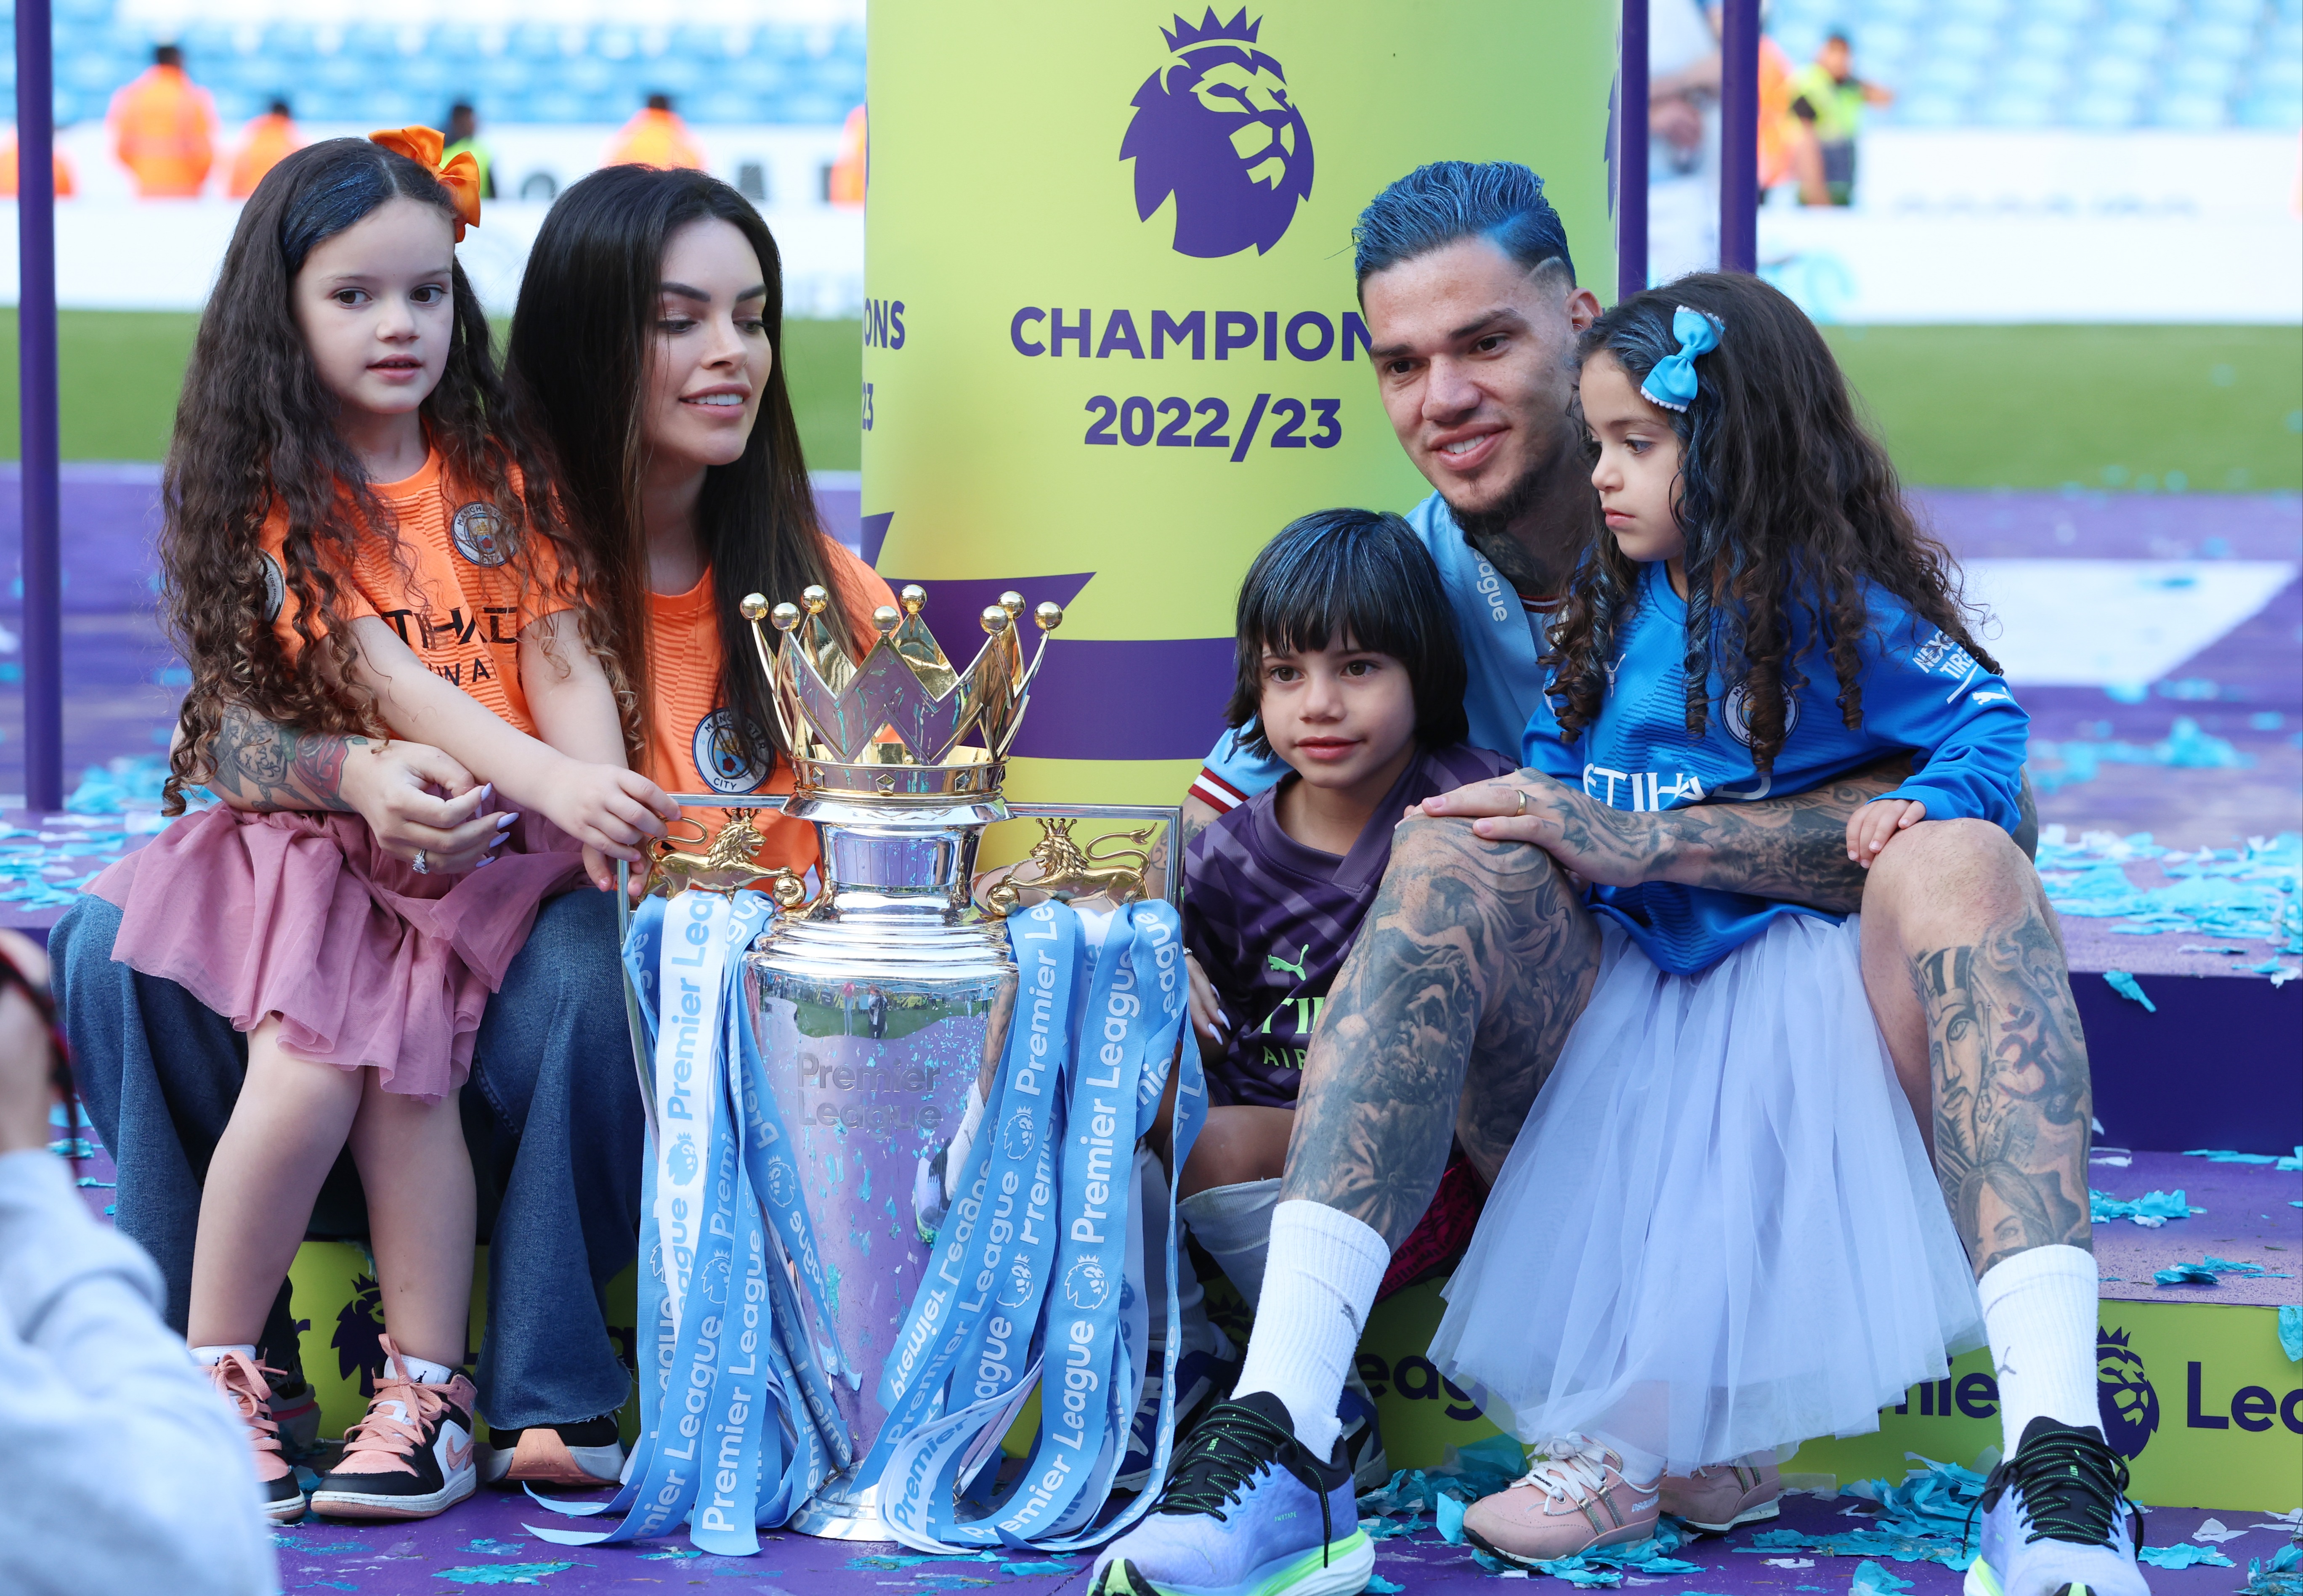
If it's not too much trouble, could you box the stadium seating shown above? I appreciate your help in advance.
[4,0,873,128]
[0,0,2294,133]
[1764,0,2297,130]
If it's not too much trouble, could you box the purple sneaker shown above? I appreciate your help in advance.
[1090,1391,1373,1596]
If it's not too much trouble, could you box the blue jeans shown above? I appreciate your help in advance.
[52,888,645,1431]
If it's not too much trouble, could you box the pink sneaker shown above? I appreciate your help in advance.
[1462,1437,1661,1567]
[1661,1457,1783,1532]
[308,1337,479,1521]
[207,1352,308,1523]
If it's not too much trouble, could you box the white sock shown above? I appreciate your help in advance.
[1142,1157,1235,1372]
[1977,1244,2102,1453]
[189,1343,258,1367]
[1234,1199,1390,1459]
[1179,1177,1282,1309]
[395,1353,459,1386]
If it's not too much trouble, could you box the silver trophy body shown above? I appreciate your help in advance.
[745,788,1015,1539]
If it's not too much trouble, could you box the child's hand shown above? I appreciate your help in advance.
[1185,952,1228,1053]
[533,762,678,867]
[1847,797,1926,868]
[577,843,653,898]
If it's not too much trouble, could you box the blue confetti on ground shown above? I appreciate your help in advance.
[2089,1188,2202,1227]
[1851,1559,1915,1596]
[435,1564,578,1586]
[2035,831,2302,956]
[2155,1256,2295,1286]
[2101,971,2155,1010]
[2138,1544,2237,1569]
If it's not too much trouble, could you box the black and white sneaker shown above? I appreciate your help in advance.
[1965,1417,2149,1596]
[479,1412,627,1488]
[307,1338,479,1521]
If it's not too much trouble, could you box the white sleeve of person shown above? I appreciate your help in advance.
[0,1149,281,1596]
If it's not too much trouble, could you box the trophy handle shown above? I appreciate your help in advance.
[616,793,798,1142]
[975,803,1185,919]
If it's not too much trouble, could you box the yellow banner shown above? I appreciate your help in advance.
[862,0,1617,805]
[1356,1284,2303,1512]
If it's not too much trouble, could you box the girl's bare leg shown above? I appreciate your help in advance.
[187,1018,365,1349]
[348,1071,476,1370]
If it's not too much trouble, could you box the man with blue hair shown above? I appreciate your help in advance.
[1097,162,2132,1596]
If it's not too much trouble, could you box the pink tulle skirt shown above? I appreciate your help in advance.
[90,806,590,1100]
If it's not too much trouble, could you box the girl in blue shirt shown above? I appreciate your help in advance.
[1434,276,2006,1562]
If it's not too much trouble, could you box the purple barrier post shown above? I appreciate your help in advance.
[1619,0,1649,300]
[15,0,62,813]
[1718,0,1760,273]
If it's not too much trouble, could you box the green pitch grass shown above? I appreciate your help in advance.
[1,313,2294,491]
[1822,324,2301,494]
[0,310,868,473]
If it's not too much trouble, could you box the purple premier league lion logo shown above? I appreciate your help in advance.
[1120,9,1314,258]
[2096,1326,2159,1460]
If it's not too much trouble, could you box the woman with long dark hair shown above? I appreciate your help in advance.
[506,164,891,865]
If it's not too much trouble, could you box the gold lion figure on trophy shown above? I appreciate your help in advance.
[648,813,811,908]
[983,818,1156,916]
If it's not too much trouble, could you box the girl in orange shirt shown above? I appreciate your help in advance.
[90,133,675,1525]
[505,163,892,868]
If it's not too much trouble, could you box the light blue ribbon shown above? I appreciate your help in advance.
[544,891,1198,1558]
[1639,304,1723,412]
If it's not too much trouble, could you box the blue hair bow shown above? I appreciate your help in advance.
[1639,305,1723,413]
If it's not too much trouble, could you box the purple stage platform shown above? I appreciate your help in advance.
[244,1489,2294,1596]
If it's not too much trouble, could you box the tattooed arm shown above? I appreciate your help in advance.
[195,703,368,812]
[188,702,507,872]
[1425,757,2040,916]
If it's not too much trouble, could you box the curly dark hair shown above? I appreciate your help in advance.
[504,165,842,771]
[160,136,596,814]
[1544,272,1997,774]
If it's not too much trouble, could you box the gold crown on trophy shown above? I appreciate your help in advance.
[738,583,1063,798]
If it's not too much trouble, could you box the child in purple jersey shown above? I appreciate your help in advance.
[1171,510,1514,1479]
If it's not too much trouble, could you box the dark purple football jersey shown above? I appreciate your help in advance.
[1183,741,1518,1108]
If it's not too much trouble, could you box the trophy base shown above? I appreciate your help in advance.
[786,1470,892,1541]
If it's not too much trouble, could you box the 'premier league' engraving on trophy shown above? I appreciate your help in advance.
[734,582,1066,1539]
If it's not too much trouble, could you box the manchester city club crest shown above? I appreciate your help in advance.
[1722,680,1801,749]
[1120,9,1314,259]
[693,707,775,795]
[450,501,510,567]
[260,551,286,621]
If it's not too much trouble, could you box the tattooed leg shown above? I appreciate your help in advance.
[1281,813,1602,1249]
[1858,818,2092,1276]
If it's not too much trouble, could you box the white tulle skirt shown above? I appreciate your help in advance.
[1428,912,1984,1481]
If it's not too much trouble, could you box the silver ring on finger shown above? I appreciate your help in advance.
[1514,787,1527,818]
[413,849,430,875]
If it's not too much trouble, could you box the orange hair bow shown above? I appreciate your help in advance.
[369,125,482,240]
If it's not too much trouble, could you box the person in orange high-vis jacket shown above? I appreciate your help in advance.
[107,44,219,197]
[827,103,865,206]
[226,99,300,199]
[0,132,76,197]
[604,94,705,171]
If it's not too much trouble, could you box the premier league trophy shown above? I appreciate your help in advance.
[729,583,1174,1541]
[588,581,1194,1559]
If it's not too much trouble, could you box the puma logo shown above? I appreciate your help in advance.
[1267,944,1310,981]
[445,1432,475,1474]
